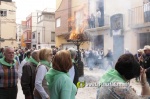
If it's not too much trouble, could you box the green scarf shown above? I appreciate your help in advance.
[0,57,16,67]
[25,57,30,61]
[28,57,38,65]
[99,69,126,84]
[40,60,52,68]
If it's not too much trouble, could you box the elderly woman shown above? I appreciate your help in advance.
[46,50,77,99]
[34,48,53,99]
[97,54,150,99]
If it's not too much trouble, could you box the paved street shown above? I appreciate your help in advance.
[17,67,141,99]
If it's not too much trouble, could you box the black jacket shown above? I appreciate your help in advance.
[21,62,37,99]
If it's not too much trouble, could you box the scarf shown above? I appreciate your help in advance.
[25,56,30,61]
[28,57,38,65]
[0,57,16,67]
[40,60,52,68]
[99,69,126,84]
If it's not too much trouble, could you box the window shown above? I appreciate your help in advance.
[56,18,61,27]
[32,33,35,39]
[0,10,7,17]
[51,32,55,42]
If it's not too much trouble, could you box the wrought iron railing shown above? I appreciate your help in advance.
[128,3,150,27]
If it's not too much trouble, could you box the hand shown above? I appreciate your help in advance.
[140,66,147,84]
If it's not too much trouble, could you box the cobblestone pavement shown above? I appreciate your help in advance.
[17,67,141,99]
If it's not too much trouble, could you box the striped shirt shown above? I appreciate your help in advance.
[0,63,18,88]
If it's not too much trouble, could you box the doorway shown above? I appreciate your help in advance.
[139,33,150,49]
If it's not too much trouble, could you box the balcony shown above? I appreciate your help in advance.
[128,3,150,28]
[85,14,110,32]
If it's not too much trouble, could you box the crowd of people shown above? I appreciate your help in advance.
[0,47,79,99]
[1,45,150,99]
[96,45,150,99]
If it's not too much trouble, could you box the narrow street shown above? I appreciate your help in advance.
[17,67,141,99]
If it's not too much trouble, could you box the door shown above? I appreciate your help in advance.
[139,33,150,49]
[113,35,124,63]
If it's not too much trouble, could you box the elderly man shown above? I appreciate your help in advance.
[0,47,18,99]
[21,50,39,99]
[142,45,150,84]
[68,48,79,86]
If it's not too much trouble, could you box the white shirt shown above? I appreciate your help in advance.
[35,65,49,99]
[18,59,27,79]
[68,66,75,82]
[97,11,101,18]
[144,2,150,12]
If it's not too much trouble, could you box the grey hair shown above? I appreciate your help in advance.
[4,47,14,54]
[68,48,77,59]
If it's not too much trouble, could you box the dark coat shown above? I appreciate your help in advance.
[21,62,37,99]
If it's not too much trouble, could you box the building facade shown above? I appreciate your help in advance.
[0,1,17,48]
[55,0,150,61]
[36,10,55,49]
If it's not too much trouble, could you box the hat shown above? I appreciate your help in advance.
[138,49,144,53]
[143,45,150,51]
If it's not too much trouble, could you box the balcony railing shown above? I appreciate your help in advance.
[87,14,110,29]
[129,3,150,28]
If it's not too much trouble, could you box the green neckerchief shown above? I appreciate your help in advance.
[25,57,30,61]
[99,69,126,84]
[28,57,38,65]
[0,57,16,67]
[40,60,52,68]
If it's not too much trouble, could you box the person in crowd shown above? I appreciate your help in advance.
[134,49,144,82]
[18,51,31,79]
[85,49,89,67]
[135,49,144,65]
[105,49,113,68]
[14,51,21,66]
[96,9,101,27]
[124,48,131,54]
[68,48,79,86]
[0,47,18,99]
[18,49,24,63]
[87,15,91,28]
[91,14,95,28]
[98,49,104,69]
[34,48,53,99]
[88,50,95,70]
[97,53,150,99]
[45,50,77,99]
[21,50,39,99]
[23,48,29,59]
[81,49,86,67]
[142,45,150,85]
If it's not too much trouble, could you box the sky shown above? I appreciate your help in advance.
[12,0,56,24]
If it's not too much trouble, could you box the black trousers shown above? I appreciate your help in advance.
[0,86,18,99]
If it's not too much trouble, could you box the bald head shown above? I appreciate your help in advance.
[4,47,14,62]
